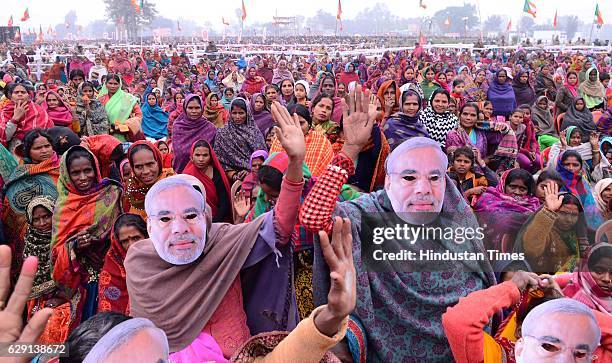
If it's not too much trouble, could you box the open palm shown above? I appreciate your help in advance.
[270,101,306,160]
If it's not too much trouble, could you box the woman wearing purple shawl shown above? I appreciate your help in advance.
[474,168,540,253]
[250,93,275,136]
[383,88,429,150]
[171,94,217,173]
[487,69,517,118]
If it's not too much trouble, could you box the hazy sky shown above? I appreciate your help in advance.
[3,0,607,30]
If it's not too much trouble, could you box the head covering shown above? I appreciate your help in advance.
[271,60,294,85]
[562,98,596,140]
[487,69,517,116]
[531,95,556,136]
[98,77,139,123]
[214,97,266,171]
[564,70,580,98]
[141,90,169,140]
[172,94,217,173]
[593,178,612,214]
[24,196,56,299]
[377,80,400,119]
[80,134,123,180]
[512,71,536,107]
[562,243,612,314]
[83,317,169,363]
[183,140,232,220]
[76,83,111,137]
[383,89,429,150]
[418,88,458,147]
[579,67,606,105]
[42,90,74,127]
[0,98,54,147]
[125,176,268,352]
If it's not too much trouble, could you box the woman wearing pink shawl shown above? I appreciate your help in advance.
[555,70,580,115]
[271,60,294,85]
[315,73,343,124]
[42,91,75,129]
[560,242,611,314]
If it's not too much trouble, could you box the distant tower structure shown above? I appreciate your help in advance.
[272,10,297,37]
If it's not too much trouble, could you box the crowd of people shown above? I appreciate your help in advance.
[0,41,611,362]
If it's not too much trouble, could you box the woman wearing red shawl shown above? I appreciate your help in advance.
[51,145,122,325]
[257,59,274,85]
[241,66,267,96]
[435,72,451,92]
[42,90,76,130]
[183,140,232,223]
[0,83,54,151]
[80,134,124,180]
[555,71,580,115]
[123,141,174,219]
[338,63,360,88]
[377,80,400,123]
[98,213,148,316]
[108,51,134,85]
[155,140,174,169]
[474,168,540,252]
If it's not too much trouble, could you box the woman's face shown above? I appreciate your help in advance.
[460,105,478,129]
[147,94,157,106]
[265,131,274,149]
[505,178,528,197]
[431,93,449,114]
[210,95,219,108]
[251,156,264,173]
[294,84,307,100]
[384,85,396,105]
[192,146,211,170]
[589,70,597,82]
[186,98,203,120]
[601,184,612,205]
[248,68,257,77]
[482,103,493,117]
[475,71,485,83]
[521,108,531,119]
[82,86,94,99]
[69,156,96,192]
[445,71,454,82]
[541,66,550,76]
[568,73,578,86]
[31,206,52,232]
[337,83,346,96]
[106,78,120,94]
[296,114,310,135]
[520,73,529,84]
[537,99,548,110]
[563,156,582,173]
[590,256,612,293]
[402,94,420,116]
[10,85,29,103]
[118,225,146,252]
[157,143,169,154]
[313,97,333,121]
[509,112,523,127]
[404,68,414,80]
[265,87,278,102]
[29,136,53,163]
[149,79,157,88]
[231,106,247,125]
[497,71,507,84]
[569,130,583,147]
[437,73,447,83]
[254,96,265,112]
[575,99,585,111]
[132,148,160,186]
[281,81,294,97]
[556,203,580,231]
[175,93,184,105]
[321,78,336,95]
[452,154,472,175]
[425,70,435,81]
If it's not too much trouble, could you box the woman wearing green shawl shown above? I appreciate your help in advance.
[97,74,144,142]
[420,66,441,105]
[579,67,606,111]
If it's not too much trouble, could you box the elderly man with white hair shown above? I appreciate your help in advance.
[300,85,495,362]
[123,102,308,362]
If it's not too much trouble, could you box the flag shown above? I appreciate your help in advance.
[47,25,52,35]
[8,16,13,28]
[507,19,512,31]
[14,29,21,41]
[523,0,536,18]
[418,31,426,45]
[38,25,43,41]
[595,4,604,28]
[242,0,247,21]
[444,17,451,27]
[419,0,427,9]
[21,8,30,22]
[222,17,229,26]
[553,10,558,28]
[337,0,342,20]
[177,20,182,32]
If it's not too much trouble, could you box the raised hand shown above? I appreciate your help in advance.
[342,85,375,150]
[543,182,563,212]
[559,129,568,148]
[590,132,600,149]
[12,100,29,123]
[233,191,252,219]
[0,246,53,363]
[270,101,306,161]
[314,217,356,337]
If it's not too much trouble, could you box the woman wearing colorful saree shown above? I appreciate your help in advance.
[420,66,440,104]
[75,81,110,137]
[42,90,77,130]
[555,71,580,115]
[98,213,148,316]
[155,140,174,169]
[183,140,232,223]
[579,67,606,111]
[0,83,54,152]
[123,141,174,219]
[97,74,143,142]
[377,80,400,122]
[214,98,267,184]
[241,66,267,96]
[51,145,122,324]
[465,69,489,103]
[140,87,169,140]
[203,93,228,129]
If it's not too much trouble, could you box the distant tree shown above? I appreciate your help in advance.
[484,15,503,33]
[306,10,337,34]
[519,16,535,35]
[432,4,478,34]
[562,15,580,40]
[103,0,158,41]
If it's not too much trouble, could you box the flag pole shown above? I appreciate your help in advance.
[588,21,594,45]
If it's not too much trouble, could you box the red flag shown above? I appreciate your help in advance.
[337,0,342,20]
[507,19,512,31]
[553,10,558,28]
[38,25,43,41]
[8,16,13,28]
[14,29,21,41]
[241,0,247,21]
[222,17,229,26]
[47,25,53,35]
[21,8,30,22]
